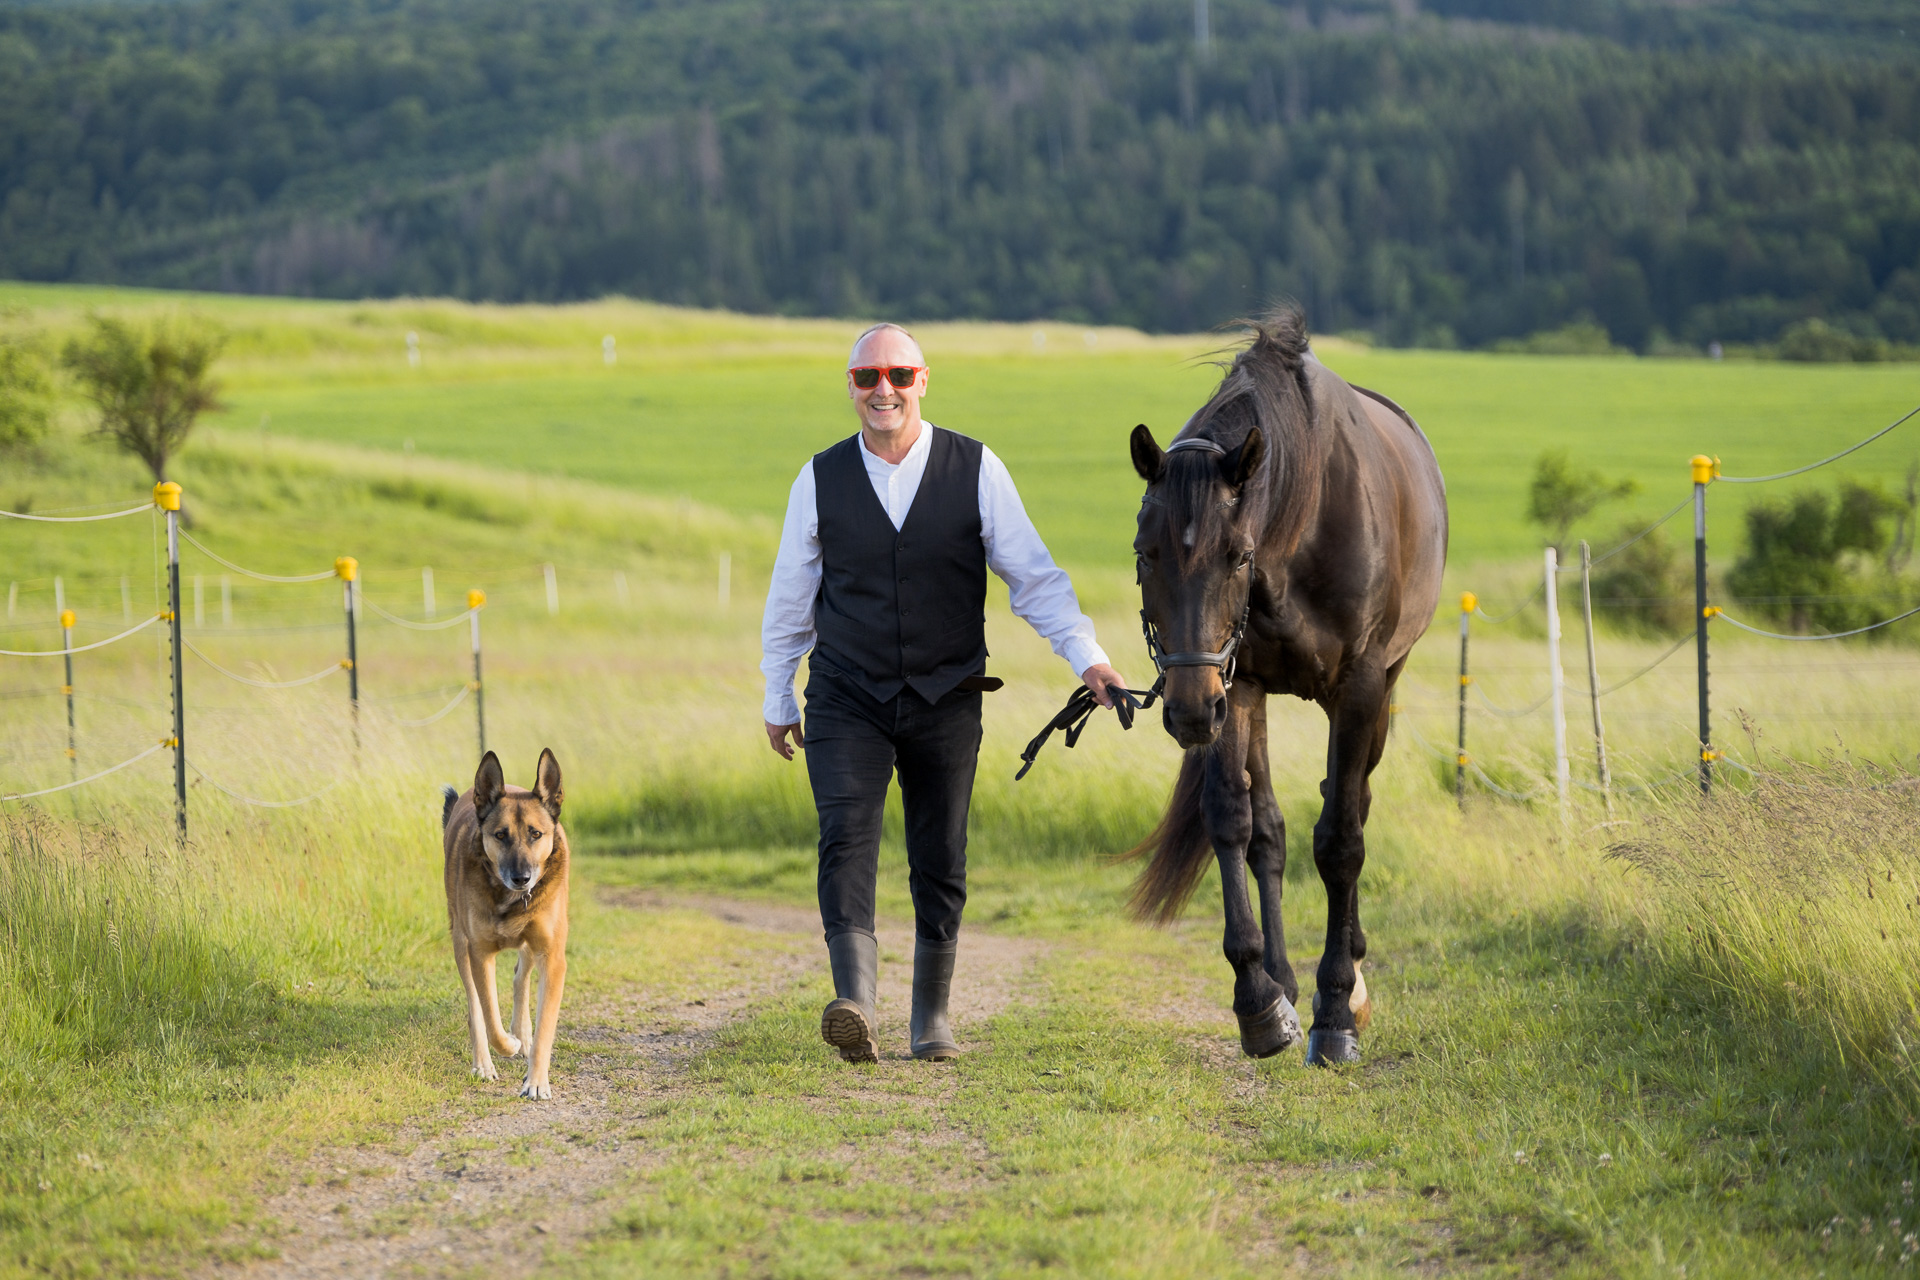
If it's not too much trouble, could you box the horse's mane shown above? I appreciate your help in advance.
[1162,303,1321,566]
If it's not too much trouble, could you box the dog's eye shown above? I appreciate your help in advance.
[494,829,509,842]
[527,830,543,841]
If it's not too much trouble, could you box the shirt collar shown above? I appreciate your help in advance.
[858,422,935,471]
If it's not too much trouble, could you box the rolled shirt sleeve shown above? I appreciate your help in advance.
[977,445,1109,677]
[759,462,822,725]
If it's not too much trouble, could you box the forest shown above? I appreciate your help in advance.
[1,0,1917,346]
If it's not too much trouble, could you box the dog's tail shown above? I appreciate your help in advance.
[440,784,460,829]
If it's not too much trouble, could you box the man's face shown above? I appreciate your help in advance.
[847,329,928,440]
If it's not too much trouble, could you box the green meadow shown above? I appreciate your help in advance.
[1,285,1918,1278]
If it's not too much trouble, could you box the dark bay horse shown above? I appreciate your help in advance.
[1127,306,1447,1066]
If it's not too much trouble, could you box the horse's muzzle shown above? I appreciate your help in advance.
[1161,670,1227,748]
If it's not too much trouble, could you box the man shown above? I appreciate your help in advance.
[761,322,1125,1064]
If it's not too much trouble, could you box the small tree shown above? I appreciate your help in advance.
[1526,449,1638,555]
[0,329,52,450]
[61,315,224,484]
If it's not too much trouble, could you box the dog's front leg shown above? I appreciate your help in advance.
[508,946,534,1056]
[521,946,567,1100]
[453,934,498,1079]
[470,944,523,1060]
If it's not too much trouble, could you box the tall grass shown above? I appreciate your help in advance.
[1611,758,1920,1073]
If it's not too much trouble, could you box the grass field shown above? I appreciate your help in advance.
[2,286,1919,1278]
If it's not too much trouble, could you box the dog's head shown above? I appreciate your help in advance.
[470,748,563,897]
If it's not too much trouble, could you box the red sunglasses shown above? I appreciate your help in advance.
[849,365,925,389]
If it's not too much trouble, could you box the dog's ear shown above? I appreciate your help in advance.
[473,751,505,819]
[533,748,563,822]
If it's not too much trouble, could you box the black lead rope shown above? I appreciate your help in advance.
[1015,684,1160,780]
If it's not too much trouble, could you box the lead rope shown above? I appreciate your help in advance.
[1014,684,1159,780]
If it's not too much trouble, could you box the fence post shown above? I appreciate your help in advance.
[1455,591,1474,806]
[719,553,731,608]
[61,608,76,781]
[1546,547,1570,816]
[1579,541,1612,812]
[157,482,186,837]
[337,557,359,738]
[468,589,487,758]
[1691,455,1714,795]
[544,563,559,616]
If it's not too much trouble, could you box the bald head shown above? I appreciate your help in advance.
[849,323,925,369]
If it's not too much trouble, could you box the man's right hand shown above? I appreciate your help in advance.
[765,721,806,760]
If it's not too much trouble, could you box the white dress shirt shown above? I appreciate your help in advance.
[760,424,1109,724]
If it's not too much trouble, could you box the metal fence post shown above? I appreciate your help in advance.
[60,608,76,781]
[1545,547,1569,817]
[1579,541,1612,812]
[337,557,359,739]
[157,481,186,836]
[468,589,487,757]
[1691,455,1715,795]
[1455,591,1474,806]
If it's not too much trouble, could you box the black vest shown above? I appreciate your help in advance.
[812,427,988,704]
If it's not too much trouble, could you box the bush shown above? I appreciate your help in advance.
[1773,318,1890,363]
[1725,481,1910,633]
[1489,320,1628,356]
[1588,522,1691,635]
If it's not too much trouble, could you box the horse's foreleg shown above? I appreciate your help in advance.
[1244,698,1298,1007]
[1308,663,1391,1066]
[1211,687,1301,1059]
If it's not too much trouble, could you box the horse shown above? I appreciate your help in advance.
[1125,305,1447,1066]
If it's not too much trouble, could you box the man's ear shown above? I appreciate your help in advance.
[1130,424,1165,483]
[473,751,505,819]
[1231,427,1265,488]
[533,748,563,822]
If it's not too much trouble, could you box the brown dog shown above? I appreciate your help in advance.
[441,749,570,1099]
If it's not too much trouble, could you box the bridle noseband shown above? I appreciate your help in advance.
[1139,436,1254,694]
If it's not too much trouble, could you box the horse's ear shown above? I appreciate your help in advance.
[473,751,505,818]
[1130,424,1165,482]
[1231,428,1265,487]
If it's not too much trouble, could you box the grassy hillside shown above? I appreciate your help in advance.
[6,283,1920,581]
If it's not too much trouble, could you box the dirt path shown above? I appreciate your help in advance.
[208,890,1044,1279]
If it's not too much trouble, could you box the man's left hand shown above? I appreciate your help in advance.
[1079,663,1127,708]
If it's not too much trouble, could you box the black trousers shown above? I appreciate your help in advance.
[803,664,982,946]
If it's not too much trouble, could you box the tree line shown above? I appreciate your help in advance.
[2,0,1917,348]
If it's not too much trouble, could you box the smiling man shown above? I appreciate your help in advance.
[761,322,1125,1064]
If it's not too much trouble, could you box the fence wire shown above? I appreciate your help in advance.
[0,502,153,523]
[1715,602,1920,642]
[1717,402,1920,484]
[187,759,340,808]
[179,530,339,583]
[184,638,347,688]
[0,614,163,657]
[0,741,168,802]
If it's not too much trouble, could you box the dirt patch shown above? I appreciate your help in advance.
[207,890,1044,1278]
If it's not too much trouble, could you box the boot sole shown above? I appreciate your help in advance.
[821,999,878,1064]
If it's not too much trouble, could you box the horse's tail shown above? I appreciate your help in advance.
[1121,749,1213,926]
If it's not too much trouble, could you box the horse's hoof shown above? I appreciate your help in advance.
[1306,1028,1361,1067]
[1309,967,1372,1032]
[1238,996,1302,1058]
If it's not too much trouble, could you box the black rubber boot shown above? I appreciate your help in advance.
[909,939,961,1061]
[821,931,879,1063]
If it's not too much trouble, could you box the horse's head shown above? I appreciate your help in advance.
[1132,420,1265,749]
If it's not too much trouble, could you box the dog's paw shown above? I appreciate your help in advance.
[518,1077,551,1101]
[491,1035,522,1058]
[472,1060,499,1081]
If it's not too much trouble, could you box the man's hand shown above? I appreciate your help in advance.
[1079,663,1127,708]
[766,721,806,760]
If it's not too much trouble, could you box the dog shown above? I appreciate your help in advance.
[441,749,570,1100]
